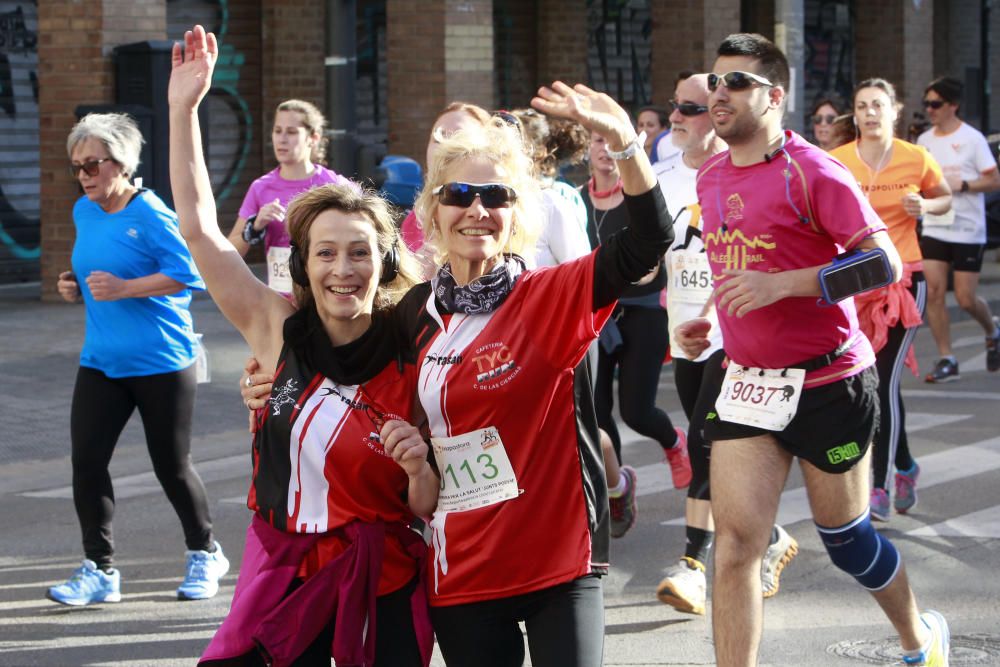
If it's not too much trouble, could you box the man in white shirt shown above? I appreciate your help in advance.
[918,76,1000,382]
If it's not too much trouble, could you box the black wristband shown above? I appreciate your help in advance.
[242,216,265,245]
[960,180,970,193]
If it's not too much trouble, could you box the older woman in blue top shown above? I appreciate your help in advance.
[48,112,228,607]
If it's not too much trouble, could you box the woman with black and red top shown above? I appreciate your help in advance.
[582,129,692,501]
[388,82,674,666]
[168,26,436,666]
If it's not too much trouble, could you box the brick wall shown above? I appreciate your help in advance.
[652,0,741,102]
[537,0,586,87]
[495,0,537,110]
[37,1,166,301]
[386,0,447,161]
[855,1,903,94]
[902,0,933,130]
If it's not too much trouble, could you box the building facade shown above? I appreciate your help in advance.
[1,0,996,296]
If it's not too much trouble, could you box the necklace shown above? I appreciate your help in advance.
[594,206,613,238]
[856,139,893,200]
[589,176,623,199]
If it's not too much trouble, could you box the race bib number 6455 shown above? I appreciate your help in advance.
[715,366,805,431]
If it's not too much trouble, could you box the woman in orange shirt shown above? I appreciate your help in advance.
[831,78,951,523]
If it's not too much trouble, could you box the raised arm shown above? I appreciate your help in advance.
[168,25,289,357]
[532,83,674,307]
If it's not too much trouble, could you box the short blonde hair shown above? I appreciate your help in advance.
[286,183,419,311]
[413,119,540,266]
[66,113,144,178]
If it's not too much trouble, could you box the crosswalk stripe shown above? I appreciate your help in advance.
[635,412,972,499]
[907,504,1000,538]
[658,435,1000,527]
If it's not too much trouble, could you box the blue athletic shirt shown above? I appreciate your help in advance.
[71,190,205,378]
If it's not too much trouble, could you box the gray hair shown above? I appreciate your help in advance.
[66,113,144,178]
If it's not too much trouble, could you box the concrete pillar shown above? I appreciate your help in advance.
[775,0,806,133]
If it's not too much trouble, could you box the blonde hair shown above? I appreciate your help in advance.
[286,183,419,311]
[275,99,329,165]
[413,119,541,266]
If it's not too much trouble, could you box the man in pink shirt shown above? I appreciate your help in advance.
[676,33,950,667]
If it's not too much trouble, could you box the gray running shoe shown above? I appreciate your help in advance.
[761,524,798,598]
[987,317,1000,372]
[656,557,706,615]
[609,466,638,539]
[924,358,960,384]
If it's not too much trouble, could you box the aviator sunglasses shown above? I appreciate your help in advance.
[670,100,709,116]
[433,182,518,209]
[812,114,837,125]
[707,71,775,93]
[69,157,113,178]
[922,99,946,110]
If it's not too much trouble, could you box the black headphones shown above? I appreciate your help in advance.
[289,237,400,288]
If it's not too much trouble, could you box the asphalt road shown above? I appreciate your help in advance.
[1,273,999,667]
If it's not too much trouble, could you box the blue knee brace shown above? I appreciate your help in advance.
[816,509,900,591]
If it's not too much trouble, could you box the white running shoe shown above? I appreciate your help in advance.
[656,557,706,615]
[761,524,798,598]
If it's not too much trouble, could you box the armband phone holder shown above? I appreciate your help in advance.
[818,248,893,305]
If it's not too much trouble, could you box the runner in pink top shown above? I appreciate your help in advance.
[696,129,886,388]
[227,99,354,294]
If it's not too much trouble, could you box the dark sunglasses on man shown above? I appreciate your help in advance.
[922,99,946,110]
[812,114,837,125]
[707,71,775,93]
[69,157,113,178]
[433,182,518,209]
[670,100,709,116]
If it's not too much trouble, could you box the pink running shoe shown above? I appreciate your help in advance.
[665,427,692,489]
[894,462,920,514]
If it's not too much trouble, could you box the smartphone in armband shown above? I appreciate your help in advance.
[818,248,893,304]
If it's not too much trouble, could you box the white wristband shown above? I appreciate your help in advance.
[605,131,647,161]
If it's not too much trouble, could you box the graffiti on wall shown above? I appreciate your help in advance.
[586,0,652,115]
[167,0,251,206]
[0,1,40,281]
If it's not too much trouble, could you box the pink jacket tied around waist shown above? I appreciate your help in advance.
[853,261,923,376]
[199,514,432,667]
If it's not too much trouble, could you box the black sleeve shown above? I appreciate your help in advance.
[592,185,674,309]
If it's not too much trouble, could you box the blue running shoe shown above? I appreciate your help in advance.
[46,559,121,606]
[177,541,229,600]
[902,610,950,666]
[871,488,891,522]
[895,462,921,514]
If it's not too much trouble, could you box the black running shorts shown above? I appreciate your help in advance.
[920,236,986,273]
[703,365,879,474]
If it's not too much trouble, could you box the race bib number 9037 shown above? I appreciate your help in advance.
[715,366,805,431]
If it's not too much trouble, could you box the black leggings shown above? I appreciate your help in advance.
[595,306,676,462]
[872,274,926,490]
[673,349,726,502]
[70,364,213,568]
[430,575,604,667]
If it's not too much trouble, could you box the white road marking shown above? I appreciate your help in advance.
[907,504,1000,538]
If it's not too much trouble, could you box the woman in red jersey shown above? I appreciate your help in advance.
[169,26,436,666]
[391,82,674,666]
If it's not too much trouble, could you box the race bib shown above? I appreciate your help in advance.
[669,251,713,303]
[716,366,805,431]
[432,426,519,513]
[267,246,293,294]
[922,209,955,228]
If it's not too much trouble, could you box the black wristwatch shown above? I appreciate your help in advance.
[960,180,970,193]
[242,216,265,245]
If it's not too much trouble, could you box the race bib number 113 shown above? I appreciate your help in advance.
[431,426,519,513]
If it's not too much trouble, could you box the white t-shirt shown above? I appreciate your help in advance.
[655,153,723,362]
[530,187,592,268]
[917,122,998,244]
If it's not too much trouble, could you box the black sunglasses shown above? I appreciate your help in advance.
[922,99,946,109]
[69,157,113,178]
[812,114,837,125]
[707,71,775,93]
[433,182,517,209]
[670,100,708,116]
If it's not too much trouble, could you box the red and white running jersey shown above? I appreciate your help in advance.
[397,251,615,606]
[249,344,419,595]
